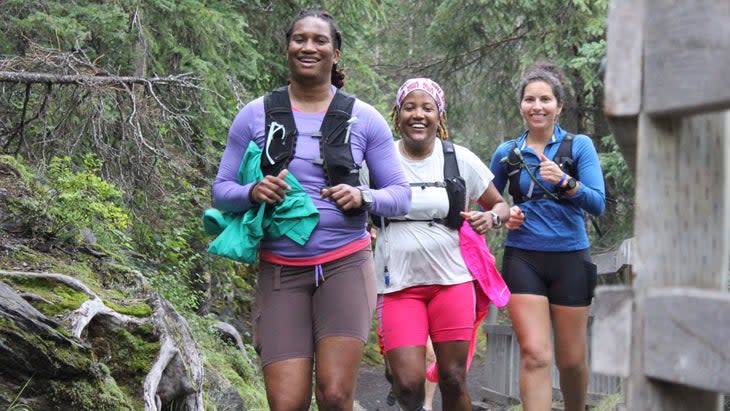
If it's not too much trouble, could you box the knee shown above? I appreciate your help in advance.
[268,396,310,411]
[437,364,468,394]
[520,343,552,371]
[315,382,351,411]
[556,355,587,376]
[392,375,425,408]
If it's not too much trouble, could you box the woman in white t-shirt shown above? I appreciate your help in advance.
[372,78,510,411]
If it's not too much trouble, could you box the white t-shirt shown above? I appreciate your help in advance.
[372,140,494,294]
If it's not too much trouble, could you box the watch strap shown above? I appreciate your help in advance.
[487,211,502,229]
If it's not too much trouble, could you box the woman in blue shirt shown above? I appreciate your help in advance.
[489,61,605,411]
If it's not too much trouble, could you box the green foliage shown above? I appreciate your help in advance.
[45,154,130,246]
[139,0,266,141]
[132,181,210,312]
[590,134,635,251]
[5,376,33,411]
[187,316,268,409]
[590,392,623,411]
[599,135,634,195]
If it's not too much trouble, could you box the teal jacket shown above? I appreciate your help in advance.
[203,141,319,263]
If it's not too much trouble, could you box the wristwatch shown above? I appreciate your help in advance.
[359,188,373,208]
[487,211,502,229]
[564,177,577,190]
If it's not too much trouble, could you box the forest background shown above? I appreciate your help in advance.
[0,0,633,408]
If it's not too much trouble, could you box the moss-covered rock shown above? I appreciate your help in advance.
[47,377,135,411]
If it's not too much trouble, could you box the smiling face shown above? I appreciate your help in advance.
[287,16,339,85]
[520,80,563,134]
[397,90,440,147]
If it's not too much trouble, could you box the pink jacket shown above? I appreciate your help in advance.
[426,221,510,382]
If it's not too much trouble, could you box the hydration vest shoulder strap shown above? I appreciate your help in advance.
[320,91,356,144]
[441,139,460,180]
[262,87,297,177]
[506,140,524,203]
[440,139,466,229]
[507,133,577,204]
[554,133,576,178]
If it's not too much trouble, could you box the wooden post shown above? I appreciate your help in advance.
[628,111,730,410]
[594,0,730,409]
[603,0,643,174]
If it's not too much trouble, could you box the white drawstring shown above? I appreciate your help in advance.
[314,264,325,287]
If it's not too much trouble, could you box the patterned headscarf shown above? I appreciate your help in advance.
[395,78,446,114]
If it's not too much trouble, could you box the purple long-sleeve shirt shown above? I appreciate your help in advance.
[212,88,411,258]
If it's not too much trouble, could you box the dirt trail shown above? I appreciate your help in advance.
[354,359,508,411]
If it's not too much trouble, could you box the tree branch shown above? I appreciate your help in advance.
[0,70,197,87]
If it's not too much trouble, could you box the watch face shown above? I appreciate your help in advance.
[361,189,373,205]
[566,178,577,189]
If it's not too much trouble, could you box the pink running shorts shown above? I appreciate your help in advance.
[380,282,475,353]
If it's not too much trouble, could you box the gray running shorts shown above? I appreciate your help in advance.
[252,247,376,367]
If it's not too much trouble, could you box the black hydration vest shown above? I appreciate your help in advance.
[373,139,466,230]
[262,86,359,186]
[261,86,362,214]
[506,133,576,204]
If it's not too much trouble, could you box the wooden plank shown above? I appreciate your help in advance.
[591,286,633,377]
[484,332,511,396]
[634,111,730,289]
[604,0,644,116]
[508,333,519,399]
[628,110,730,409]
[483,324,514,336]
[643,288,730,393]
[479,387,519,407]
[593,237,634,276]
[644,0,730,115]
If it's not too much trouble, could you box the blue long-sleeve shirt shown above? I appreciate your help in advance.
[489,125,605,252]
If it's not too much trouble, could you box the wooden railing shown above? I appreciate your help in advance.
[480,238,633,406]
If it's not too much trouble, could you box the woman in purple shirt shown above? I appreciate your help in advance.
[212,8,410,411]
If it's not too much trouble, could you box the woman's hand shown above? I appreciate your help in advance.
[538,153,565,186]
[321,184,362,211]
[251,169,290,205]
[460,210,497,235]
[505,205,526,230]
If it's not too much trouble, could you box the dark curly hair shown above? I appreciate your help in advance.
[286,9,346,88]
[517,60,568,105]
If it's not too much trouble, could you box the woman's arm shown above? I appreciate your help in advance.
[360,105,411,217]
[212,101,263,212]
[460,183,510,234]
[565,135,606,216]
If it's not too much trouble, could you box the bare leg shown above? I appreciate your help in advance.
[387,345,427,410]
[314,336,366,411]
[424,337,437,410]
[433,340,471,411]
[508,294,553,411]
[551,304,590,411]
[263,358,314,411]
